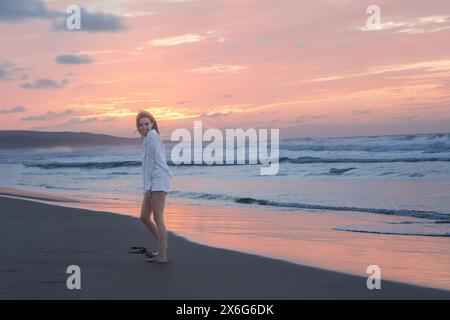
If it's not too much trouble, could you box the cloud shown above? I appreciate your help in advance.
[391,114,420,121]
[356,15,450,34]
[199,111,232,119]
[309,115,329,119]
[0,60,26,81]
[0,1,126,33]
[150,34,206,46]
[20,78,68,89]
[0,0,61,22]
[0,60,14,80]
[22,109,75,121]
[61,117,98,126]
[290,116,304,124]
[291,114,333,124]
[121,11,157,18]
[248,35,274,45]
[192,64,247,73]
[51,7,127,33]
[135,31,218,52]
[55,54,93,64]
[259,111,278,115]
[302,59,450,83]
[352,109,371,115]
[30,116,115,130]
[0,105,26,114]
[100,116,117,122]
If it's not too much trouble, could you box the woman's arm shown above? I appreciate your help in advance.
[143,131,158,191]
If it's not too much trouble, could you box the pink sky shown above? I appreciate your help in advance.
[0,0,449,139]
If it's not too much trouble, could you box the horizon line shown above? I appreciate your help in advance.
[1,129,449,141]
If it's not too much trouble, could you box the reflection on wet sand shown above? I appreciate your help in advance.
[1,187,449,291]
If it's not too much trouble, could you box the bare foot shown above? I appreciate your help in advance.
[146,246,169,258]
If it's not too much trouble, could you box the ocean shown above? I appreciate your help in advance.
[1,132,449,237]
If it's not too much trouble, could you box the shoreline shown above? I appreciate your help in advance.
[1,195,449,299]
[1,186,450,292]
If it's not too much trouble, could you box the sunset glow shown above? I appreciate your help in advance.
[1,0,449,139]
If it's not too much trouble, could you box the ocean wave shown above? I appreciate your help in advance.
[422,141,450,153]
[328,167,356,174]
[334,223,450,237]
[170,191,450,220]
[41,185,81,190]
[280,134,450,153]
[23,160,243,169]
[17,183,81,190]
[425,133,450,140]
[280,143,450,153]
[22,154,450,170]
[279,156,450,164]
[109,171,135,175]
[24,161,141,169]
[280,144,421,152]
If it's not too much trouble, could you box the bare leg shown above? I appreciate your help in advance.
[151,191,168,262]
[140,192,159,245]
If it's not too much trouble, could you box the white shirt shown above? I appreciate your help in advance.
[142,129,172,192]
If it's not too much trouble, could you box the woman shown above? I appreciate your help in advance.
[136,111,172,263]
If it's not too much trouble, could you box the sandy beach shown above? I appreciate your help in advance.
[1,195,449,300]
[1,0,450,303]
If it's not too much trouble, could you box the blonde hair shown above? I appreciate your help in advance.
[135,111,160,137]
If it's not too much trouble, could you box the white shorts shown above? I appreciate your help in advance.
[150,177,170,194]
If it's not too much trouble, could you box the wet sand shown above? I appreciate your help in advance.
[1,196,449,299]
